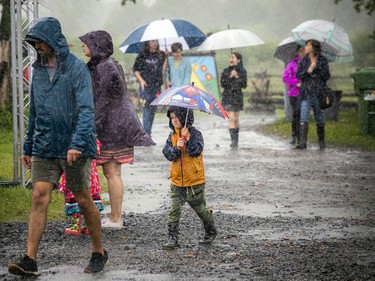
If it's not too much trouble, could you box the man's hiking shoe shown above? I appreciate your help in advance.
[8,255,40,276]
[84,249,108,273]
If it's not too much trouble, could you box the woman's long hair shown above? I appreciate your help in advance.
[231,52,246,72]
[142,40,164,60]
[306,39,321,56]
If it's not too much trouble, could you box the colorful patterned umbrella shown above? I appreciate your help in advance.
[150,83,228,119]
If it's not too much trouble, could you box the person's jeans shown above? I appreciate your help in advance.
[289,95,301,137]
[300,94,324,125]
[142,104,157,136]
[139,86,159,136]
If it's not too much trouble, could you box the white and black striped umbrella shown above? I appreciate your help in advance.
[119,19,206,53]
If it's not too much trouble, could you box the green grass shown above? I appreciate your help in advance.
[0,186,65,222]
[0,129,14,181]
[260,109,375,151]
[0,114,109,223]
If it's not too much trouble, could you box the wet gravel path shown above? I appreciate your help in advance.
[1,112,374,280]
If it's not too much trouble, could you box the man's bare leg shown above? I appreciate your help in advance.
[27,182,53,260]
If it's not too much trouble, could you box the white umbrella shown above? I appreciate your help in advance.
[197,29,264,52]
[291,19,353,62]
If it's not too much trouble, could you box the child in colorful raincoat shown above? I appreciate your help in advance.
[58,140,104,235]
[162,106,217,249]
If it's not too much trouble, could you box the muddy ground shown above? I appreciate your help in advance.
[1,112,374,281]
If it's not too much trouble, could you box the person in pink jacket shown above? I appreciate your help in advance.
[282,46,305,146]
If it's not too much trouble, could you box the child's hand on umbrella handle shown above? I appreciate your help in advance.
[181,128,189,139]
[177,138,186,149]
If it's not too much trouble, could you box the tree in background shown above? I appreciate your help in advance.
[334,0,375,38]
[0,0,11,111]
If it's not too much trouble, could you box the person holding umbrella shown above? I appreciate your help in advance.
[296,39,330,149]
[220,52,247,148]
[133,40,167,136]
[162,106,218,250]
[79,30,155,229]
[282,45,305,147]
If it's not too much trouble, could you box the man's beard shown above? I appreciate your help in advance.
[40,47,54,65]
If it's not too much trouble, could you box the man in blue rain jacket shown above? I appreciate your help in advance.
[8,17,108,276]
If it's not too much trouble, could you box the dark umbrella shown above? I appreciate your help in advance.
[273,37,301,64]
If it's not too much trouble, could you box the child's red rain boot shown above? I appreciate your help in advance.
[64,213,81,235]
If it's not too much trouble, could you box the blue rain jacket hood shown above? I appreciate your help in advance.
[23,17,97,159]
[26,17,69,66]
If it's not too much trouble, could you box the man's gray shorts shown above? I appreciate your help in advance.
[31,156,92,192]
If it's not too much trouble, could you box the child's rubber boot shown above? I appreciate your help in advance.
[64,213,81,235]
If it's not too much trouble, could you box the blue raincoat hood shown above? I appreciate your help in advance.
[26,17,69,65]
[23,17,97,159]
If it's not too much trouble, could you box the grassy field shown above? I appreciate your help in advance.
[260,109,375,151]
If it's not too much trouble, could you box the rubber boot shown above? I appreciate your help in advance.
[296,122,308,149]
[317,123,326,150]
[64,213,81,235]
[162,222,180,250]
[229,128,236,148]
[234,128,239,148]
[290,119,299,146]
[229,128,239,148]
[199,216,218,245]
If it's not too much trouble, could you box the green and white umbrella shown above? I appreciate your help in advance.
[291,19,353,63]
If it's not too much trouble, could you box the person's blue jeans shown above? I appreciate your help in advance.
[300,94,324,125]
[139,86,159,136]
[142,104,156,136]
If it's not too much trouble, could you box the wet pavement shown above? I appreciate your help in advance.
[1,112,374,280]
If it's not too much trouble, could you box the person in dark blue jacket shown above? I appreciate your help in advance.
[296,39,330,149]
[220,52,247,148]
[133,40,167,136]
[8,17,107,276]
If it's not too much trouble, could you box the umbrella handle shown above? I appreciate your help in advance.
[184,108,189,132]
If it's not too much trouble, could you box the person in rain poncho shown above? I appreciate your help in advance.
[162,106,218,250]
[8,17,108,276]
[220,52,247,148]
[79,30,155,230]
[282,45,305,147]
